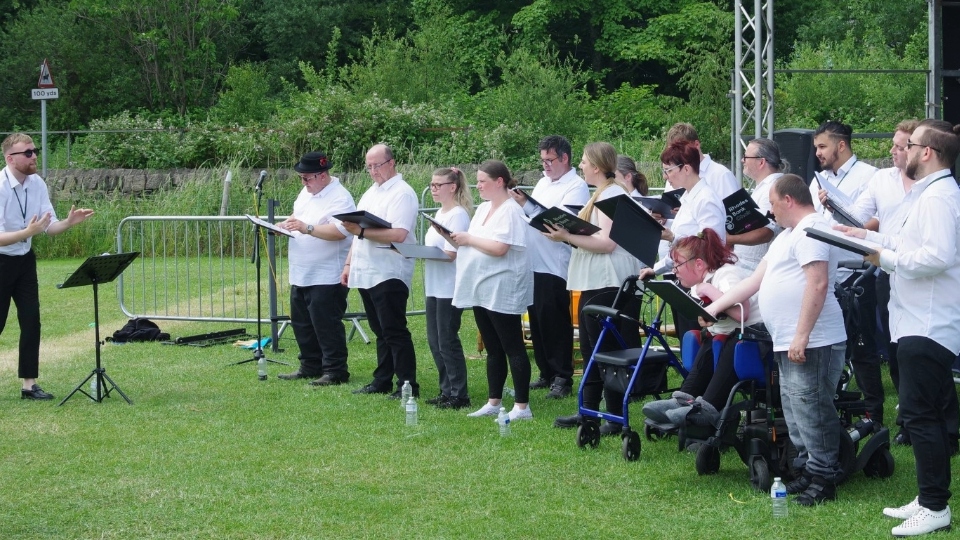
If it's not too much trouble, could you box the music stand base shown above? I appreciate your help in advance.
[59,367,133,406]
[230,345,289,366]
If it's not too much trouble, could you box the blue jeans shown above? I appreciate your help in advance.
[776,342,845,483]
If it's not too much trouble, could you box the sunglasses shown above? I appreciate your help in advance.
[8,148,41,158]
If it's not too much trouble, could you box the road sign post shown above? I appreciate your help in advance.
[33,59,58,178]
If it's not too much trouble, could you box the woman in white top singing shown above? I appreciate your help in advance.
[450,160,534,422]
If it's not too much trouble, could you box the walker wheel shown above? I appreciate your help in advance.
[622,431,642,462]
[576,421,601,449]
[695,443,721,475]
[750,458,772,492]
[863,447,895,478]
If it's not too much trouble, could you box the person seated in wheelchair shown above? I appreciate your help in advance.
[639,228,763,431]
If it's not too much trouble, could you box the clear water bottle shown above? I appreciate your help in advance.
[89,376,99,399]
[257,356,267,381]
[405,396,418,426]
[497,406,511,437]
[503,386,515,398]
[771,477,787,518]
[400,380,412,410]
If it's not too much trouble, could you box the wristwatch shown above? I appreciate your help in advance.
[306,224,314,235]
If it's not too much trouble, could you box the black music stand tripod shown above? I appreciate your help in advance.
[58,252,139,406]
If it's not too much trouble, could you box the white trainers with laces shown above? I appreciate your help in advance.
[508,406,533,421]
[892,506,951,537]
[885,497,922,520]
[466,403,501,417]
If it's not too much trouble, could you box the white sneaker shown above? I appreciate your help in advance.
[508,406,533,421]
[892,506,951,537]
[467,403,501,417]
[885,497,922,520]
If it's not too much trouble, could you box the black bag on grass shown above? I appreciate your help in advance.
[111,318,170,343]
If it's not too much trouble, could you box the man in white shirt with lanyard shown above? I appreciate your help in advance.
[510,135,590,399]
[340,144,420,399]
[840,119,960,537]
[277,152,355,386]
[1,133,94,400]
[727,137,784,271]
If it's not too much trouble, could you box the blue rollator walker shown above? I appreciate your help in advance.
[576,276,688,461]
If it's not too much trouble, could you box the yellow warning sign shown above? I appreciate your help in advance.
[38,59,55,89]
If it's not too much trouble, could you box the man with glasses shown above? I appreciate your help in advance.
[276,151,355,386]
[510,135,589,400]
[340,144,420,399]
[728,138,785,271]
[839,119,960,537]
[1,133,94,400]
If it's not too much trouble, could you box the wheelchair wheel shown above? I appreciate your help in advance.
[576,421,601,449]
[695,444,721,475]
[863,447,895,478]
[750,458,772,492]
[622,431,642,462]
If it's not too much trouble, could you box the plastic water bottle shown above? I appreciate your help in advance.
[257,356,267,381]
[401,380,412,410]
[771,477,787,518]
[89,376,99,398]
[405,396,418,426]
[503,386,515,398]
[497,406,511,437]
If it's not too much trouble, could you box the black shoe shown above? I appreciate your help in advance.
[786,474,812,495]
[310,374,348,386]
[545,377,572,399]
[388,389,420,400]
[553,414,582,429]
[600,422,623,437]
[794,477,836,506]
[893,428,912,446]
[352,383,390,395]
[438,396,472,410]
[21,384,54,400]
[278,370,320,381]
[530,377,551,390]
[426,394,448,406]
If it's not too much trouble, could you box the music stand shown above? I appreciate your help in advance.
[58,252,140,406]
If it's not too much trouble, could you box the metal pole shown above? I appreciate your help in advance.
[40,99,48,178]
[928,0,942,119]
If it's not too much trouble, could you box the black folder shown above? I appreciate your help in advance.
[633,196,677,219]
[513,188,546,211]
[528,206,601,236]
[723,188,771,235]
[333,210,392,229]
[595,195,664,267]
[389,242,452,260]
[803,227,879,256]
[421,212,453,236]
[660,188,685,210]
[644,280,718,323]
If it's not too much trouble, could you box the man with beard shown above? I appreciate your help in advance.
[1,133,94,400]
[838,119,960,537]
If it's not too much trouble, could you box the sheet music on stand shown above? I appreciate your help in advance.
[245,214,295,237]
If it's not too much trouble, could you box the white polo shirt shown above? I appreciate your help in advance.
[348,174,418,290]
[288,177,355,287]
[849,167,912,236]
[733,173,783,271]
[758,212,846,352]
[521,168,590,278]
[0,167,58,256]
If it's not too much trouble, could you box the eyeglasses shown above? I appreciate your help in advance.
[674,257,695,270]
[365,159,393,171]
[662,164,681,176]
[906,140,941,154]
[7,148,40,158]
[540,157,558,166]
[429,182,454,190]
[741,155,763,161]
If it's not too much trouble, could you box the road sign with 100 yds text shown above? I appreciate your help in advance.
[31,88,59,100]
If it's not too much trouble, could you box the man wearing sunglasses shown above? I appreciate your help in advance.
[1,133,94,400]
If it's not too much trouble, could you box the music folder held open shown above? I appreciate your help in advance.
[595,194,663,268]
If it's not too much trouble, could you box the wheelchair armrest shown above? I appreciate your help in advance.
[839,260,870,270]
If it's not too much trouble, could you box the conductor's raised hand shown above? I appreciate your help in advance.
[25,212,52,236]
[65,205,94,225]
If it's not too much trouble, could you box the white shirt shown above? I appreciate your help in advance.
[654,180,726,274]
[849,167,911,236]
[758,212,846,352]
[521,168,590,278]
[424,205,470,299]
[566,184,641,291]
[690,263,762,336]
[287,178,355,287]
[453,200,533,314]
[0,168,58,256]
[733,173,783,272]
[663,154,741,199]
[869,169,960,354]
[347,174,418,290]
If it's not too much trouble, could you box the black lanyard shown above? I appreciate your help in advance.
[4,170,28,222]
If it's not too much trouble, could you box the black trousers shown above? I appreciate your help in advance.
[578,287,641,416]
[0,251,41,379]
[289,283,350,379]
[358,279,418,393]
[472,307,531,403]
[528,272,574,383]
[839,271,885,424]
[898,336,957,511]
[679,331,739,411]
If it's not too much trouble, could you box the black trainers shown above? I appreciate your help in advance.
[785,474,812,495]
[794,477,836,506]
[530,377,551,390]
[438,396,472,410]
[21,384,53,400]
[893,428,911,446]
[545,377,572,399]
[426,394,448,406]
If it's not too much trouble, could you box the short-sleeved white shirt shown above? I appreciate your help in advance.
[733,173,783,271]
[0,168,58,256]
[655,180,726,274]
[453,200,533,314]
[348,174,418,290]
[424,205,470,299]
[521,168,590,278]
[288,178,356,287]
[758,212,846,352]
[566,184,640,291]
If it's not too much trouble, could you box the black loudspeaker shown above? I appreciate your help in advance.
[945,2,960,126]
[773,128,819,185]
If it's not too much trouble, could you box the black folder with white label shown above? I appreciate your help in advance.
[528,206,601,236]
[723,189,771,235]
[595,194,664,267]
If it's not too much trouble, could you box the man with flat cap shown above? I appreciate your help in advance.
[277,151,356,386]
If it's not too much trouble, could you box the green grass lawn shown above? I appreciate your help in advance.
[0,259,927,539]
